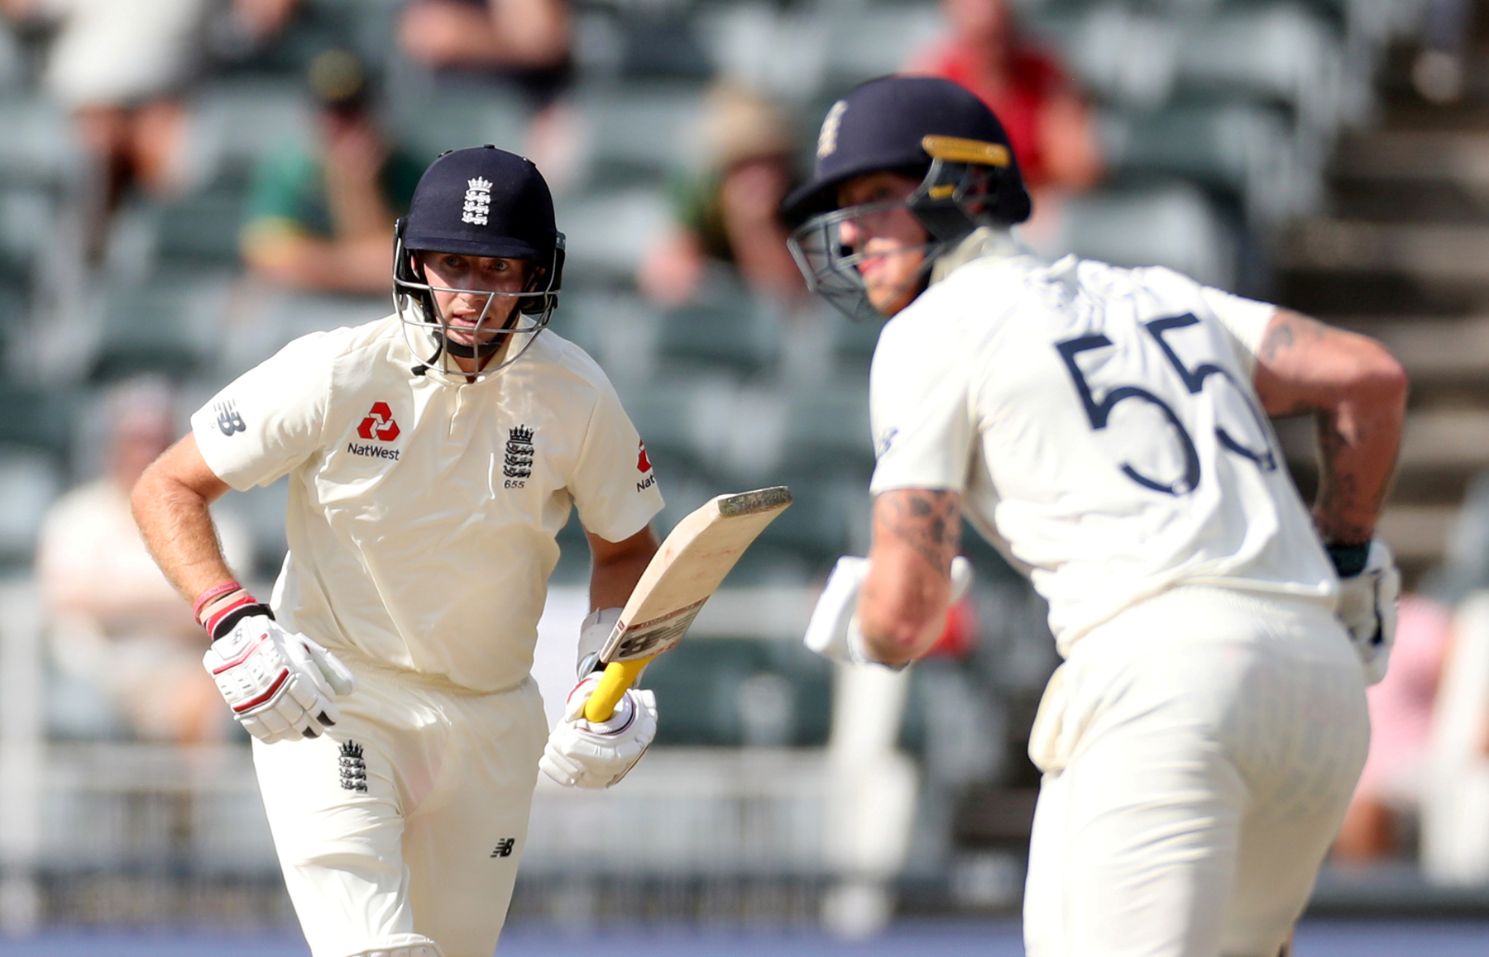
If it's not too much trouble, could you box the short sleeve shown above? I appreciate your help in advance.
[1140,266,1277,377]
[1196,284,1277,376]
[189,334,333,490]
[867,317,976,495]
[570,380,665,542]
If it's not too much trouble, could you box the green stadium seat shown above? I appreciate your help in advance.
[645,636,833,747]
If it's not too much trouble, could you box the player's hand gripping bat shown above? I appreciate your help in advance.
[577,486,793,722]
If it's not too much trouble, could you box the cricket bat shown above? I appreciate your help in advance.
[579,485,793,722]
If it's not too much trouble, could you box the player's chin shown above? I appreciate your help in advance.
[866,282,917,317]
[446,325,501,346]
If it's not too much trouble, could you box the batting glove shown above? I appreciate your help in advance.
[540,673,658,789]
[201,602,357,744]
[803,555,972,665]
[1330,540,1400,685]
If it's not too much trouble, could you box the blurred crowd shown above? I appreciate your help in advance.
[0,0,1485,897]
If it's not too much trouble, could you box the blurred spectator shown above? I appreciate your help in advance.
[34,378,249,743]
[227,0,301,43]
[1332,593,1453,866]
[1413,0,1474,104]
[638,83,807,309]
[396,0,574,177]
[1,0,214,257]
[240,48,424,296]
[1420,590,1489,885]
[904,0,1103,197]
[206,0,305,66]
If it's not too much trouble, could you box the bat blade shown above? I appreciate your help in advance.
[581,486,792,722]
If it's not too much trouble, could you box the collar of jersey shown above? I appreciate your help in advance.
[931,226,1025,285]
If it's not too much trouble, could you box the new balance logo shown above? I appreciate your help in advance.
[490,838,516,858]
[339,740,367,793]
[462,177,493,226]
[215,400,246,436]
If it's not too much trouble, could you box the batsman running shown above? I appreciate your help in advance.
[132,146,666,957]
[789,76,1407,957]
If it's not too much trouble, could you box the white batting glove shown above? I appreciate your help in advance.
[202,605,357,744]
[540,673,658,789]
[1332,540,1400,686]
[803,555,972,665]
[575,607,621,675]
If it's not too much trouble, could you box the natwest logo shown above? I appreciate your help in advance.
[637,440,652,473]
[356,402,400,442]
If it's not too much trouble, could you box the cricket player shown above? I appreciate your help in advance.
[132,146,665,957]
[790,76,1407,957]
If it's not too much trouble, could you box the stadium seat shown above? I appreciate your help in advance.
[0,94,86,191]
[1039,180,1241,289]
[569,82,710,192]
[773,376,875,476]
[141,170,256,270]
[651,290,783,380]
[739,470,871,580]
[0,447,64,570]
[86,275,239,382]
[182,79,315,185]
[1172,3,1350,140]
[0,383,75,467]
[807,2,948,94]
[1101,98,1318,227]
[384,79,529,163]
[622,374,742,487]
[554,187,673,287]
[647,635,833,747]
[1025,3,1179,110]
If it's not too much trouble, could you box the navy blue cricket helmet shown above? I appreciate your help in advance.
[783,74,1031,226]
[393,146,566,376]
[784,76,1032,321]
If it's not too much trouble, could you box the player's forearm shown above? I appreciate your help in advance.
[860,488,962,665]
[131,463,238,606]
[587,527,659,611]
[1316,401,1405,541]
[857,591,947,666]
[1310,371,1407,544]
[1252,309,1408,543]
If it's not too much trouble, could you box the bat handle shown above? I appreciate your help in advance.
[582,658,651,722]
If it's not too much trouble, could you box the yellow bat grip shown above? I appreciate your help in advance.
[583,658,651,722]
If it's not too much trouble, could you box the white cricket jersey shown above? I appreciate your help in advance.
[868,245,1337,654]
[191,315,663,693]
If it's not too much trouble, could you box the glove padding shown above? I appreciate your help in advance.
[539,673,658,789]
[202,608,357,743]
[804,555,972,665]
[1333,540,1400,685]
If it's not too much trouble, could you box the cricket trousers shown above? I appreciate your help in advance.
[1022,586,1370,957]
[251,655,548,957]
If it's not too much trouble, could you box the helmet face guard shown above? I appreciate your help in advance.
[392,224,566,379]
[391,145,566,379]
[787,197,940,324]
[787,147,1011,323]
[781,76,1032,322]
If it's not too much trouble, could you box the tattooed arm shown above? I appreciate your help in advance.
[858,488,963,666]
[1252,308,1408,545]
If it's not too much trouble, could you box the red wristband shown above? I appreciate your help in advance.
[192,580,244,620]
[202,592,260,637]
